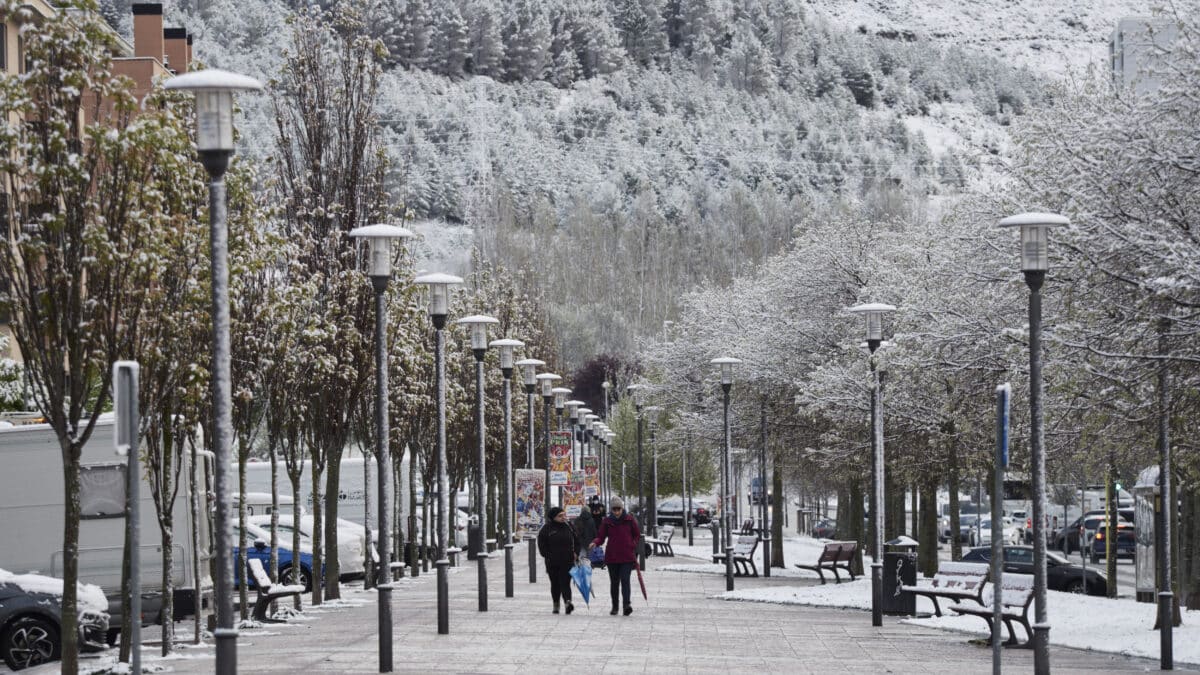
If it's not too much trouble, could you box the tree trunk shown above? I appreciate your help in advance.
[1106,459,1117,598]
[61,452,82,674]
[771,449,784,568]
[948,434,961,562]
[911,482,919,539]
[310,461,324,605]
[848,480,865,576]
[238,457,248,620]
[190,440,203,644]
[324,449,342,599]
[1181,482,1200,610]
[289,473,303,611]
[161,515,174,656]
[118,504,133,663]
[919,475,939,577]
[363,453,374,590]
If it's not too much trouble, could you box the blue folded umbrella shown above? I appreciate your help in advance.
[569,561,593,607]
[588,545,605,565]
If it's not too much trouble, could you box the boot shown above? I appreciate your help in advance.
[623,604,633,616]
[553,599,560,614]
[566,601,574,615]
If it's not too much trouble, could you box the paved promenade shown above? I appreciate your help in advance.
[143,540,1180,674]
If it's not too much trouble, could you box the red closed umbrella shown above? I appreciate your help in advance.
[635,561,648,601]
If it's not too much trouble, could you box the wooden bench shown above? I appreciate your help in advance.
[368,544,407,578]
[247,558,305,623]
[952,573,1036,646]
[713,535,760,576]
[646,525,675,557]
[899,561,989,616]
[794,541,859,584]
[737,519,756,535]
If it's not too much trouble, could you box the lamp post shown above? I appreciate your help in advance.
[537,373,562,512]
[645,406,662,535]
[606,430,616,503]
[627,383,648,569]
[577,409,593,471]
[711,358,741,591]
[456,314,499,612]
[847,302,896,628]
[491,338,524,599]
[515,358,545,584]
[349,224,415,672]
[758,396,771,579]
[999,212,1069,674]
[565,401,584,468]
[164,68,262,675]
[414,272,464,635]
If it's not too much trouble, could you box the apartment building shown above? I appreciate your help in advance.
[1,2,193,371]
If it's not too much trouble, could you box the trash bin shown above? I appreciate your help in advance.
[883,535,918,616]
[467,516,481,561]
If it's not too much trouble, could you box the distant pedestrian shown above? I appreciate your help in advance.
[574,500,598,556]
[590,496,641,616]
[537,507,578,614]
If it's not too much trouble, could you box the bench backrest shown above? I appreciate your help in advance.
[733,535,758,555]
[247,557,273,589]
[987,573,1035,608]
[928,562,988,592]
[659,525,674,542]
[740,519,754,533]
[835,541,858,562]
[817,542,842,562]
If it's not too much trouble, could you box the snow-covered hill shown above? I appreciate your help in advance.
[808,0,1160,77]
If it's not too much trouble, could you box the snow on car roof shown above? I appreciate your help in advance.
[0,568,108,614]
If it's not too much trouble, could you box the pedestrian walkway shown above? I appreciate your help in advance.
[148,544,1182,674]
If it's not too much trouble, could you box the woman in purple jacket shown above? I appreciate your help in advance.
[589,496,642,615]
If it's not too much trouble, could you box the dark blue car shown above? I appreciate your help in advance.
[234,523,318,591]
[1090,524,1135,563]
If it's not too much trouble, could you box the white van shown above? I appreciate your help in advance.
[0,416,212,631]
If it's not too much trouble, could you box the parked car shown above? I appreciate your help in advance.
[692,500,713,525]
[234,523,319,591]
[961,545,1107,596]
[1053,511,1131,553]
[250,514,366,579]
[811,519,838,539]
[0,570,109,671]
[1090,523,1136,563]
[656,498,688,526]
[943,514,981,544]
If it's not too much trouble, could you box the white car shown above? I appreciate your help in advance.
[975,517,1023,546]
[249,515,367,579]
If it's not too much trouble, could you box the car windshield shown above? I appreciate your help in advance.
[1046,551,1070,565]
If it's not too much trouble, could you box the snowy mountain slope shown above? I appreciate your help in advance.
[808,0,1161,76]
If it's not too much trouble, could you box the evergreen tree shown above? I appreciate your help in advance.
[613,0,666,67]
[397,0,432,69]
[466,1,504,76]
[430,0,469,77]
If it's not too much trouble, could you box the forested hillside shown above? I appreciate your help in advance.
[131,0,1071,362]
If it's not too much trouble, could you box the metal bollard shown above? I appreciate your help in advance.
[711,521,720,556]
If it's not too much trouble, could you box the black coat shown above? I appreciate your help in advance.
[573,509,597,551]
[537,519,579,567]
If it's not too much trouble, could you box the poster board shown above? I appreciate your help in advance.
[514,469,546,539]
[564,473,586,517]
[582,456,600,499]
[549,431,572,485]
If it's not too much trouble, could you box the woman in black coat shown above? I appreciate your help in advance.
[537,507,579,614]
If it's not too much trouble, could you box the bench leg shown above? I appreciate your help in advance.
[747,560,758,577]
[831,566,841,584]
[252,594,271,623]
[814,568,826,585]
[930,596,942,618]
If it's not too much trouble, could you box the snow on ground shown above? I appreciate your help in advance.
[809,0,1157,78]
[715,560,1200,666]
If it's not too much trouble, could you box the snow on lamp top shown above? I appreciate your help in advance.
[551,387,572,409]
[489,338,524,371]
[455,314,499,351]
[348,224,415,278]
[998,212,1070,272]
[710,357,742,385]
[536,372,561,398]
[847,303,896,342]
[626,382,646,406]
[515,358,545,387]
[163,69,263,152]
[565,400,583,419]
[413,272,463,318]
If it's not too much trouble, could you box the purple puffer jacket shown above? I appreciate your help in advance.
[592,513,642,564]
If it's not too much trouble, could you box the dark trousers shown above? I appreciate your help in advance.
[607,562,634,609]
[547,563,573,605]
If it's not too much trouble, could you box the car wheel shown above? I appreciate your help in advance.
[280,564,313,592]
[1,615,61,671]
[1064,579,1086,595]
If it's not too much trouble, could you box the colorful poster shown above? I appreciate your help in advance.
[549,431,572,485]
[582,456,600,499]
[564,473,586,517]
[514,469,546,540]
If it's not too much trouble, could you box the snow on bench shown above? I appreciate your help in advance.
[247,558,304,622]
[900,561,989,617]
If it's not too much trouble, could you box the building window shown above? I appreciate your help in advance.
[80,463,128,519]
[0,25,7,72]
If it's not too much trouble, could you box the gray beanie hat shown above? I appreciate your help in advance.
[609,496,624,509]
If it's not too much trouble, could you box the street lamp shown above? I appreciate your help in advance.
[414,272,464,635]
[537,373,562,511]
[552,387,572,430]
[711,357,742,592]
[999,212,1069,674]
[163,68,262,675]
[349,224,415,673]
[758,395,771,579]
[847,302,895,628]
[514,357,544,584]
[577,408,593,470]
[606,430,616,503]
[627,383,648,569]
[565,401,585,469]
[490,338,524,600]
[456,314,499,613]
[645,406,662,535]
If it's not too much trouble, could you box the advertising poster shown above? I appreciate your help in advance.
[549,431,573,485]
[514,469,546,539]
[564,473,586,517]
[582,456,600,499]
